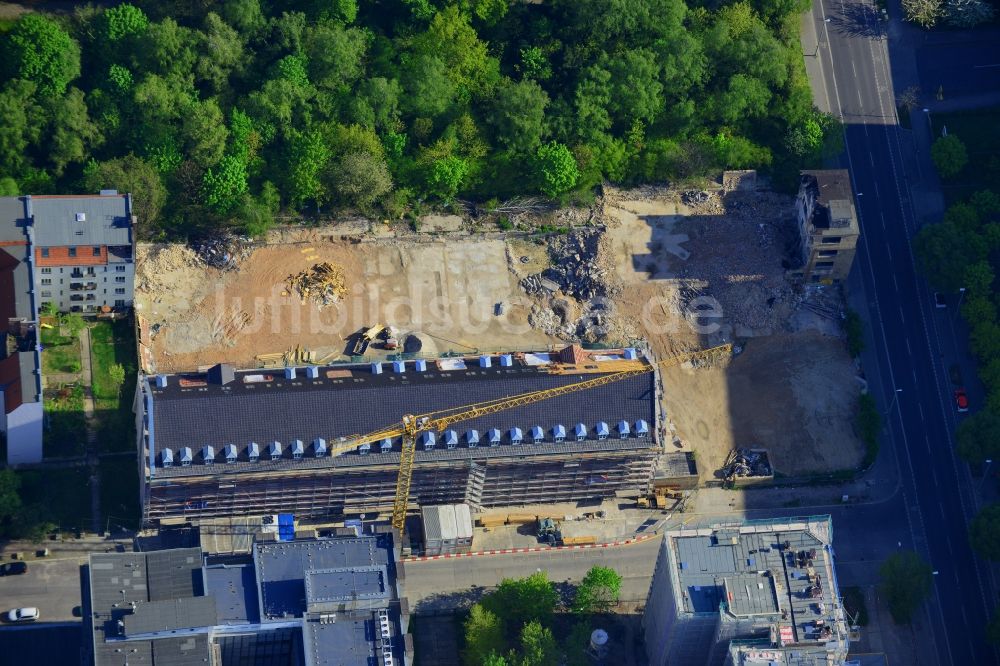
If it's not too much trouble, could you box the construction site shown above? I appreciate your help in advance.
[133,175,866,530]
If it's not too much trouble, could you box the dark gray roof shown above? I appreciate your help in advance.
[255,535,392,620]
[305,566,388,607]
[148,357,656,478]
[89,548,206,666]
[205,563,259,624]
[0,197,29,244]
[304,613,389,666]
[123,597,218,636]
[29,194,132,246]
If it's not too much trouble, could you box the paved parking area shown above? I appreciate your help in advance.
[0,623,84,665]
[0,557,86,622]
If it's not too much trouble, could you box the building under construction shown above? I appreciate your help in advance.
[136,345,666,526]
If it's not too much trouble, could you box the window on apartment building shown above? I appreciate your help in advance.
[114,299,125,307]
[821,237,841,244]
[115,288,125,295]
[40,300,51,308]
[41,248,49,258]
[41,291,51,298]
[116,265,126,272]
[814,261,835,269]
[41,268,51,274]
[92,246,101,256]
[68,247,77,257]
[115,276,126,283]
[41,278,51,286]
[818,250,838,258]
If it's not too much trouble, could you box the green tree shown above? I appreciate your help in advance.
[108,363,126,392]
[518,621,559,666]
[0,80,45,176]
[481,571,558,627]
[965,261,995,298]
[183,99,230,167]
[970,503,1000,560]
[2,14,81,95]
[81,155,167,232]
[535,142,580,197]
[195,13,246,93]
[957,409,1000,465]
[902,0,943,26]
[426,156,469,201]
[488,79,549,155]
[572,565,623,613]
[463,604,506,666]
[879,550,933,624]
[305,23,367,91]
[0,469,22,530]
[47,88,103,175]
[931,135,968,179]
[100,3,149,42]
[202,155,249,213]
[223,0,267,35]
[914,222,987,293]
[411,6,500,96]
[333,152,393,210]
[404,55,456,118]
[0,177,17,196]
[606,49,664,126]
[286,129,331,206]
[60,312,87,337]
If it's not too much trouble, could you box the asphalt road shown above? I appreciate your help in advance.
[815,0,997,663]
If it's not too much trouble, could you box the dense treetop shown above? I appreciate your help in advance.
[0,0,831,238]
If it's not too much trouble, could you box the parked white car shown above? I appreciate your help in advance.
[6,607,39,622]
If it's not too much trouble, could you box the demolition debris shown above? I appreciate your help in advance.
[719,448,774,486]
[192,235,254,270]
[285,262,348,307]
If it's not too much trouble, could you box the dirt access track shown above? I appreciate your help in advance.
[135,229,558,374]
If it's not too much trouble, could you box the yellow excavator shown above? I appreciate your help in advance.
[320,343,731,530]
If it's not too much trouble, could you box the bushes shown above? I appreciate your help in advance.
[856,393,881,468]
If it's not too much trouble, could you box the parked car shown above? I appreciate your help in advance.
[955,388,970,413]
[934,292,947,308]
[6,607,39,622]
[0,562,27,576]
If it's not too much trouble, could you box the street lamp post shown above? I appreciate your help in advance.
[888,388,903,412]
[980,460,993,494]
[954,287,966,321]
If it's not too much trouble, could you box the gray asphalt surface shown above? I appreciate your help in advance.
[917,33,1000,97]
[815,0,999,662]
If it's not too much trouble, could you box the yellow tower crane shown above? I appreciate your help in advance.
[318,343,731,531]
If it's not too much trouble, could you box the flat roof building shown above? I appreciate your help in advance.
[643,515,849,666]
[136,346,662,525]
[85,533,411,666]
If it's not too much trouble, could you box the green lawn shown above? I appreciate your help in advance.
[932,108,1000,203]
[40,326,81,375]
[42,384,87,458]
[16,467,92,534]
[99,457,141,531]
[90,320,137,453]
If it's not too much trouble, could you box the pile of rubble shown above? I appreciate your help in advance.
[519,229,622,301]
[674,191,798,332]
[285,262,347,307]
[192,235,254,270]
[718,448,773,483]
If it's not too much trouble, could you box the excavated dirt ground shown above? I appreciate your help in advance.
[136,231,557,373]
[603,185,864,478]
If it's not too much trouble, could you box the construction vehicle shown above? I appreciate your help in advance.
[316,343,732,532]
[352,324,387,355]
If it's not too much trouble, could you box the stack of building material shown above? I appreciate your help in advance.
[285,262,347,307]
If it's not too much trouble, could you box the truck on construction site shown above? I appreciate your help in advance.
[636,491,682,510]
[535,517,597,547]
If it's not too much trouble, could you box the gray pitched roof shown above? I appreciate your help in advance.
[0,197,29,244]
[29,194,132,246]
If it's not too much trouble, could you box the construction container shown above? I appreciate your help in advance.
[561,535,597,545]
[422,504,474,556]
[505,513,537,525]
